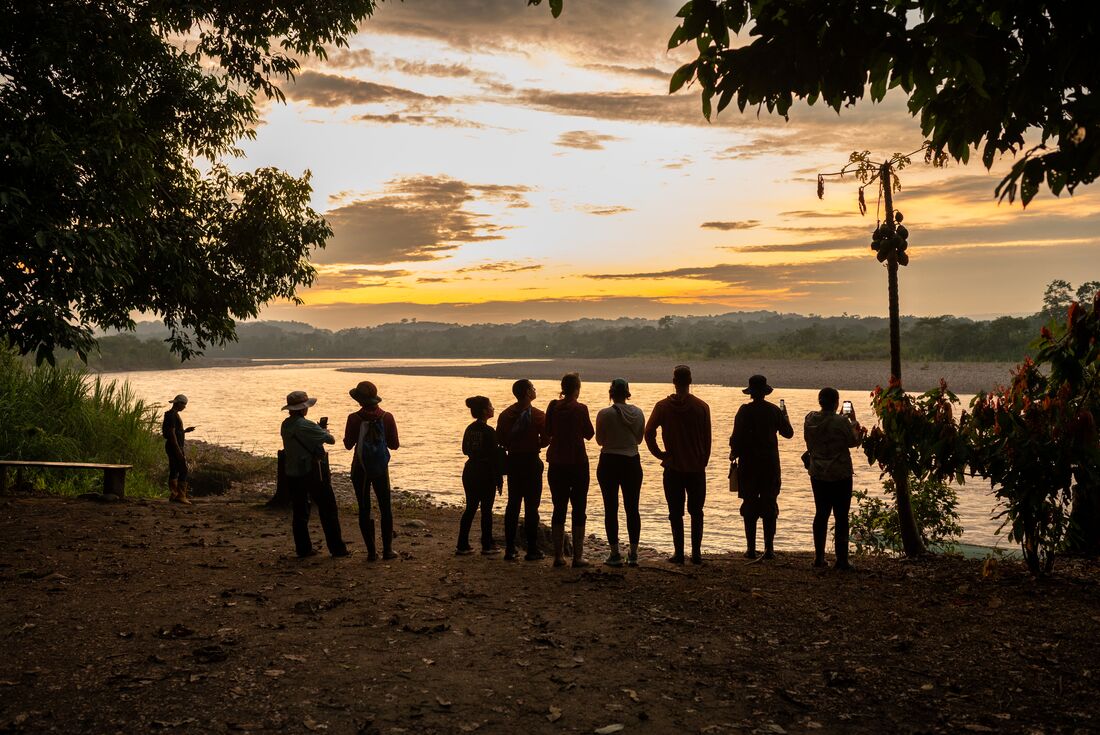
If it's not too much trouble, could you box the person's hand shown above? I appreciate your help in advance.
[184,426,195,433]
[177,451,186,462]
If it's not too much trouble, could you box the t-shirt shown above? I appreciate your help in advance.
[596,403,646,457]
[162,409,185,449]
[644,393,712,473]
[496,403,548,455]
[545,399,595,466]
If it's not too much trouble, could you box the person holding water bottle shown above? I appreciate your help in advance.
[729,375,793,560]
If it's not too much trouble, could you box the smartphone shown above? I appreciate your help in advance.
[779,399,786,412]
[319,416,329,427]
[842,400,853,416]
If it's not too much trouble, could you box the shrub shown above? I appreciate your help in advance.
[850,474,964,555]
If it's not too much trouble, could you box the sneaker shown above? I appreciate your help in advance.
[604,553,623,568]
[626,551,638,567]
[524,550,546,562]
[455,547,474,556]
[744,550,758,560]
[552,557,567,568]
[332,549,353,558]
[481,547,501,555]
[690,554,704,566]
[762,550,775,560]
[503,550,518,561]
[667,553,685,565]
[382,550,399,560]
[297,549,319,560]
[571,558,590,568]
[834,560,854,571]
[813,558,828,569]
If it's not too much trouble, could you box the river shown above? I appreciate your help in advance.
[105,358,1009,554]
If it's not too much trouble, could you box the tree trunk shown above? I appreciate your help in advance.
[881,163,924,558]
[266,449,292,508]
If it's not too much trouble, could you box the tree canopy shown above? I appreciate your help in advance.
[655,0,1098,206]
[1,0,378,362]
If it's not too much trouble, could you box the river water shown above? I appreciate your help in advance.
[105,359,1008,553]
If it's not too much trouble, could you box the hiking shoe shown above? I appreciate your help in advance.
[744,550,758,560]
[382,550,398,560]
[297,549,319,560]
[813,558,828,569]
[626,551,638,567]
[667,553,685,565]
[455,547,474,556]
[481,546,501,555]
[332,549,353,558]
[524,550,546,562]
[834,560,854,571]
[604,553,623,568]
[762,550,775,560]
[503,550,517,561]
[571,558,590,568]
[690,554,704,566]
[552,557,567,568]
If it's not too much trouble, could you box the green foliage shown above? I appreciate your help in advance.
[0,348,165,497]
[664,1,1100,206]
[1,0,379,363]
[849,475,963,556]
[965,293,1100,575]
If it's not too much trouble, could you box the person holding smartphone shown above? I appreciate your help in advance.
[803,388,863,570]
[162,394,195,504]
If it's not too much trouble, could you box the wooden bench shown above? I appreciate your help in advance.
[0,461,133,497]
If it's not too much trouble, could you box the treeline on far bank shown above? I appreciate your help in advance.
[83,311,1045,370]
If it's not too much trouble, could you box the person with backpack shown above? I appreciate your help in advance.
[595,378,646,567]
[804,388,862,570]
[496,379,549,561]
[545,373,595,568]
[343,381,400,561]
[457,396,504,555]
[280,390,349,558]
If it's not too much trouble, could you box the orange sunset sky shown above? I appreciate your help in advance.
[239,0,1099,328]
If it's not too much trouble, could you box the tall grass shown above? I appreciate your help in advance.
[0,348,166,496]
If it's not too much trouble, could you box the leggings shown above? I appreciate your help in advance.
[811,476,853,562]
[458,463,497,550]
[547,462,589,526]
[596,453,642,547]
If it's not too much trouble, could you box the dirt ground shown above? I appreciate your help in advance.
[2,483,1099,735]
[338,357,1016,395]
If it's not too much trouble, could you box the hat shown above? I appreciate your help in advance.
[744,375,773,396]
[609,378,631,398]
[282,390,318,412]
[349,381,381,406]
[170,394,188,406]
[672,364,692,386]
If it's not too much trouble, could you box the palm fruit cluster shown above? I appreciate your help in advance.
[870,211,910,266]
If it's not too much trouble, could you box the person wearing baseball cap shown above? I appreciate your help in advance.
[280,390,349,559]
[162,394,194,504]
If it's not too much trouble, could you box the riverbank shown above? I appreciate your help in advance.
[2,483,1098,734]
[338,357,1016,395]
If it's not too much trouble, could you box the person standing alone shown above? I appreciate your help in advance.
[163,394,194,504]
[644,365,711,565]
[497,379,549,561]
[729,375,793,559]
[344,381,400,561]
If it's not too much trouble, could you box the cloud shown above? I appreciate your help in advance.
[701,220,761,231]
[554,130,622,150]
[322,49,376,69]
[285,71,441,108]
[320,176,532,265]
[583,63,670,81]
[456,261,543,274]
[354,113,487,128]
[313,268,412,290]
[578,205,634,216]
[779,210,856,219]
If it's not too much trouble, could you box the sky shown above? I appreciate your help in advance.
[242,0,1099,328]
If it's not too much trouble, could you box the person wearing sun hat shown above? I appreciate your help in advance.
[595,378,646,567]
[343,381,400,561]
[729,374,794,560]
[162,394,195,504]
[280,390,349,559]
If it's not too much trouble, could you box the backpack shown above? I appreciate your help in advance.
[356,416,391,477]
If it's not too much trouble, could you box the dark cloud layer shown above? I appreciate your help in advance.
[555,130,622,150]
[286,71,440,108]
[701,220,761,231]
[321,176,532,265]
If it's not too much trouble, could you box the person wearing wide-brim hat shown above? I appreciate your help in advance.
[729,375,794,559]
[343,381,400,561]
[280,390,349,559]
[162,394,195,504]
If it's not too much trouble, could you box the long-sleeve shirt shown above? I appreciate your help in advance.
[343,407,399,451]
[596,403,646,457]
[804,410,861,482]
[644,392,712,473]
[545,399,594,466]
[496,403,548,455]
[281,415,336,478]
[729,400,794,497]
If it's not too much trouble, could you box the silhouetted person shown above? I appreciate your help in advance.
[546,373,595,568]
[281,390,348,559]
[343,381,400,561]
[457,396,503,555]
[497,379,549,561]
[729,375,793,559]
[595,378,645,567]
[804,388,862,570]
[644,365,711,565]
[162,394,194,504]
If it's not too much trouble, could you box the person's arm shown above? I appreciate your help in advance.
[729,407,743,459]
[846,415,862,448]
[343,414,357,451]
[803,414,814,450]
[535,410,550,449]
[496,409,513,450]
[165,413,184,458]
[630,407,646,444]
[595,409,608,448]
[462,425,474,458]
[702,403,712,466]
[385,413,400,450]
[297,421,334,453]
[778,406,795,439]
[581,405,595,441]
[644,404,666,461]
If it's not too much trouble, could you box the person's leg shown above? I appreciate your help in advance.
[374,471,397,559]
[622,455,643,564]
[811,477,830,567]
[288,475,314,557]
[479,479,498,552]
[352,464,377,559]
[503,457,522,559]
[571,464,590,567]
[547,464,569,566]
[457,466,477,553]
[310,469,348,556]
[686,471,707,564]
[176,454,192,504]
[762,510,777,559]
[663,469,686,563]
[742,505,758,558]
[596,455,622,563]
[524,457,545,560]
[833,477,854,569]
